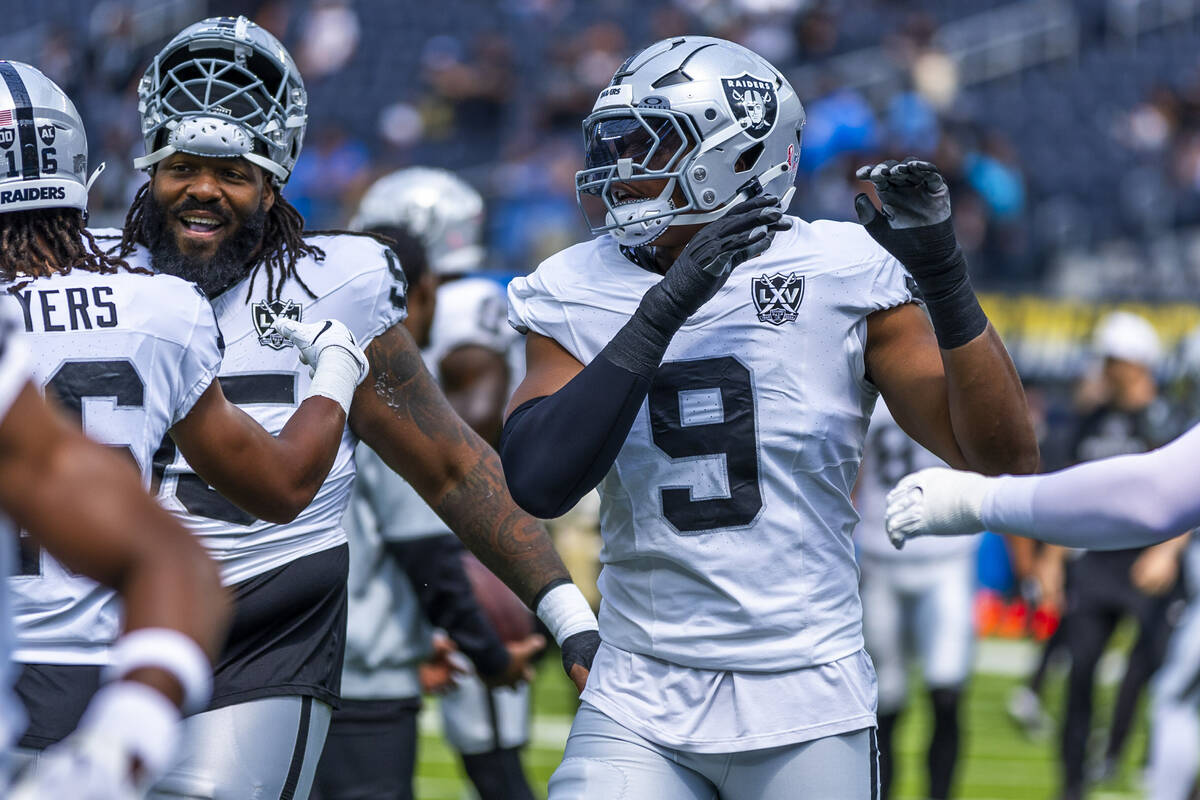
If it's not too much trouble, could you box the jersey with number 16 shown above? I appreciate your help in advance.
[4,260,222,665]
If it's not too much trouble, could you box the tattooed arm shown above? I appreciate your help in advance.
[348,323,570,608]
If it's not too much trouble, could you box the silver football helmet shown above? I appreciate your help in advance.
[0,61,101,214]
[576,36,805,247]
[350,167,485,275]
[134,15,307,187]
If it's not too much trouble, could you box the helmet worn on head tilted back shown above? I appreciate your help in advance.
[575,36,806,247]
[134,15,307,187]
[0,61,100,214]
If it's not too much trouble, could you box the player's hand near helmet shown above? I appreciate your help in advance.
[269,316,369,415]
[661,195,791,318]
[10,681,181,800]
[884,467,992,549]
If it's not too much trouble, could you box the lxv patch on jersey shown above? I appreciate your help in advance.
[752,272,803,326]
[252,299,302,349]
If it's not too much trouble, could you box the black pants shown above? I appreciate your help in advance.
[1061,552,1179,792]
[312,697,421,800]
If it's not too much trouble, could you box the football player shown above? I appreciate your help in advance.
[0,314,230,800]
[854,399,979,800]
[314,218,541,800]
[0,66,230,800]
[113,17,589,798]
[320,167,539,800]
[500,36,1038,798]
[0,59,371,789]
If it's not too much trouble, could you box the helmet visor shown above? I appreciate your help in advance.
[576,107,698,236]
[583,113,685,173]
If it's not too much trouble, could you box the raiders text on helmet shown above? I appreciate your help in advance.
[134,15,307,187]
[576,36,806,247]
[0,61,102,214]
[350,167,486,275]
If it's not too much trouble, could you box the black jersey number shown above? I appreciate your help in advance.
[16,359,145,576]
[152,372,296,526]
[648,356,762,533]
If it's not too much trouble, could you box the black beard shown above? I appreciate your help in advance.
[143,194,268,298]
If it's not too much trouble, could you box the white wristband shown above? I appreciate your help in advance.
[535,583,598,647]
[103,628,212,715]
[76,680,181,779]
[307,345,365,415]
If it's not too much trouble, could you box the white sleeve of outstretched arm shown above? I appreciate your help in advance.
[981,421,1200,549]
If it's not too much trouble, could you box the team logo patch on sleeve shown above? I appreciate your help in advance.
[251,299,302,349]
[721,74,778,140]
[752,273,804,325]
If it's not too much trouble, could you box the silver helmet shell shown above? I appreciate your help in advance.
[350,167,485,275]
[576,36,805,247]
[0,61,96,214]
[134,15,307,187]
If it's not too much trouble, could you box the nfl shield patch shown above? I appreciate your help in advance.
[252,299,302,349]
[752,273,804,326]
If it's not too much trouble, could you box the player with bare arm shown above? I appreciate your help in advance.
[59,18,592,799]
[0,60,370,797]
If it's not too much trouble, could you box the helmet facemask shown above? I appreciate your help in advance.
[576,105,701,247]
[135,17,306,187]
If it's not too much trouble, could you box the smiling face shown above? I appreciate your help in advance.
[150,152,274,259]
[143,152,275,297]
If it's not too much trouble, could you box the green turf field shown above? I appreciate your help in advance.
[412,640,1150,799]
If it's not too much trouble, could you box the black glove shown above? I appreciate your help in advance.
[604,195,790,378]
[561,629,601,677]
[853,159,957,273]
[658,194,791,318]
[854,159,987,349]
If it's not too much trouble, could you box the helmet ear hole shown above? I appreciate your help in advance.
[734,142,765,173]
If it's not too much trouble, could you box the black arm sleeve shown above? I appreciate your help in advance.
[500,354,651,519]
[386,533,511,678]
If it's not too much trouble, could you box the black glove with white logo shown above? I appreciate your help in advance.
[854,159,988,350]
[605,195,791,378]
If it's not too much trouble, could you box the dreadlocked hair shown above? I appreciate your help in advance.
[117,183,326,302]
[0,208,145,293]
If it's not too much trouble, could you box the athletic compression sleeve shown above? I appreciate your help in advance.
[980,422,1200,548]
[500,356,650,519]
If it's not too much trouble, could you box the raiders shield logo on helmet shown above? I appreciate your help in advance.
[252,299,302,349]
[37,124,56,146]
[721,74,778,140]
[752,273,804,326]
[0,128,13,149]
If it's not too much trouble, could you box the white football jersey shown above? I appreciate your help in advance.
[425,277,517,371]
[508,218,912,672]
[147,234,408,585]
[855,400,979,560]
[5,268,222,664]
[0,308,31,754]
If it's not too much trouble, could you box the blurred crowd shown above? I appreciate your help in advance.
[10,0,1200,292]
